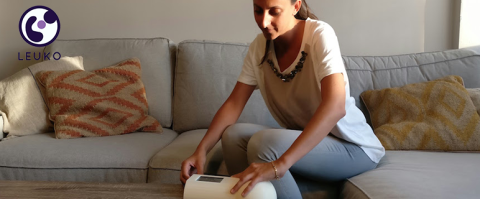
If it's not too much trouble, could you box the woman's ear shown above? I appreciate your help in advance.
[294,0,302,14]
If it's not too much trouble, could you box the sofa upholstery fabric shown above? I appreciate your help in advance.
[343,151,480,199]
[0,129,177,182]
[173,40,280,133]
[148,129,224,184]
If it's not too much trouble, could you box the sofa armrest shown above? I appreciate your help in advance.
[0,115,3,141]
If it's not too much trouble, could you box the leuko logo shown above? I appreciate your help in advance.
[19,6,60,47]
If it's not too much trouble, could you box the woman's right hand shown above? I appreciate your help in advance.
[180,151,206,184]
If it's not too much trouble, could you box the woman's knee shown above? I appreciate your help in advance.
[221,123,271,146]
[247,129,287,163]
[221,123,251,145]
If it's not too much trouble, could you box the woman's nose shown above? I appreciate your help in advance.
[261,13,272,29]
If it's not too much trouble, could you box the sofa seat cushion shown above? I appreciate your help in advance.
[0,129,177,182]
[148,129,225,184]
[342,151,480,199]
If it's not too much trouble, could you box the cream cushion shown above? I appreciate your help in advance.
[467,88,480,115]
[0,56,84,136]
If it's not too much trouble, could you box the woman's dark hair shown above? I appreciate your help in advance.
[293,0,318,20]
[259,0,318,65]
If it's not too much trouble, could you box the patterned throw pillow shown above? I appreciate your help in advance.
[360,75,480,151]
[36,58,162,139]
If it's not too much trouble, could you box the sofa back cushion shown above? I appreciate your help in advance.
[44,38,175,128]
[343,48,480,124]
[173,40,280,133]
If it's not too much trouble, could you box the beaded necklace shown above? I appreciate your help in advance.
[267,51,308,82]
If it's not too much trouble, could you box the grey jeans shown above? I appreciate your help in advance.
[221,123,378,199]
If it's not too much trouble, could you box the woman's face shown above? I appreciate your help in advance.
[253,0,299,40]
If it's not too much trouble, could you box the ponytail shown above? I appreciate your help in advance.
[259,0,317,65]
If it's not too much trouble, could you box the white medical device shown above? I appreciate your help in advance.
[184,174,277,199]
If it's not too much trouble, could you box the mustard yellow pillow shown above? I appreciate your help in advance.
[361,75,480,151]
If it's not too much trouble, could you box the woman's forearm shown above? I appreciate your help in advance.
[195,100,244,155]
[277,102,346,169]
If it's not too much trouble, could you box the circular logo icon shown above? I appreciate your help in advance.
[19,6,60,47]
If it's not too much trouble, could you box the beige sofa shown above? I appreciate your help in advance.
[1,37,479,199]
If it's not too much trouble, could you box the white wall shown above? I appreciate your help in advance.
[425,0,458,52]
[309,0,426,56]
[0,0,457,80]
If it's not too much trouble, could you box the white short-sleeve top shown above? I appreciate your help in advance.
[237,18,385,163]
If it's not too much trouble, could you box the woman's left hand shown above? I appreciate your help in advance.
[230,160,288,197]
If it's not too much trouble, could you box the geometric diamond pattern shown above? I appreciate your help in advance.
[77,74,118,87]
[440,86,466,119]
[90,107,133,128]
[361,75,480,151]
[36,58,162,139]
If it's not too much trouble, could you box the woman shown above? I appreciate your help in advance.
[180,0,385,198]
